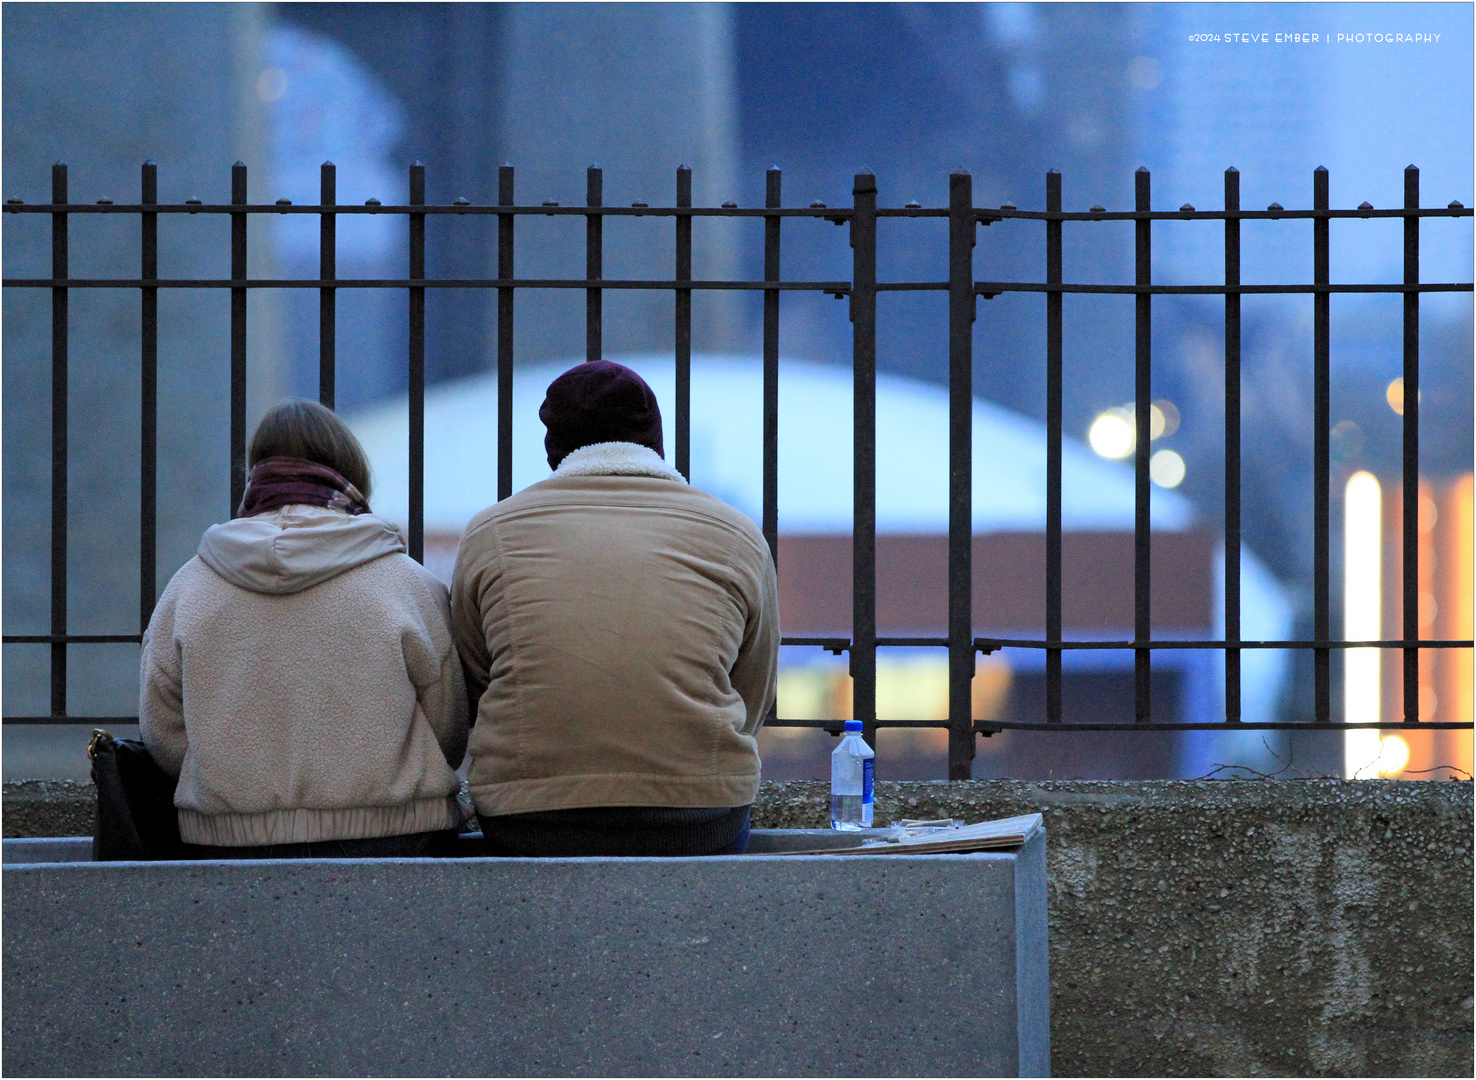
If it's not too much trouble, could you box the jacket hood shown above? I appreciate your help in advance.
[198,505,407,595]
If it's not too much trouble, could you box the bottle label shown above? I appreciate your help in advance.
[862,758,874,805]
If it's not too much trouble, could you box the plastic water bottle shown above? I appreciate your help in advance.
[830,720,875,830]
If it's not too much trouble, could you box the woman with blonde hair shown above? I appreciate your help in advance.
[141,400,470,858]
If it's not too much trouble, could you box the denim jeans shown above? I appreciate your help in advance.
[479,805,751,857]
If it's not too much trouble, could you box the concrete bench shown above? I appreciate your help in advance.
[2,829,1048,1077]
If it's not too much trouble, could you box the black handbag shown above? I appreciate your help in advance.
[88,729,184,860]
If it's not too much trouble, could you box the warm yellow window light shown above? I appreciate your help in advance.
[1344,470,1390,777]
[1375,734,1410,774]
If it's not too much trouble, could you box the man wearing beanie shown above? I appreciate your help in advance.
[450,360,779,856]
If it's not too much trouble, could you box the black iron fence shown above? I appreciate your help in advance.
[3,161,1472,779]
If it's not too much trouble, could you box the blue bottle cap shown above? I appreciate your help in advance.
[844,719,863,732]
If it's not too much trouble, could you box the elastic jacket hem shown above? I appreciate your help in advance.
[178,796,464,847]
[471,772,761,818]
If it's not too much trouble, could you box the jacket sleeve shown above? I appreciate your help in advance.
[405,570,471,770]
[450,527,493,718]
[139,592,187,778]
[729,538,780,737]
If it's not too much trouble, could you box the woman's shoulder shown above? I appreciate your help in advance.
[160,555,224,597]
[339,550,450,604]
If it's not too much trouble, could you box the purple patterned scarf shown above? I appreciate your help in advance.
[236,456,370,518]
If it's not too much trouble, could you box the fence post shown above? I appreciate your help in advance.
[1223,167,1242,722]
[1403,164,1421,722]
[1133,167,1152,722]
[140,161,158,634]
[948,170,975,778]
[319,161,336,409]
[1313,166,1330,722]
[1045,169,1063,725]
[763,167,781,569]
[50,162,68,718]
[408,161,425,564]
[497,164,515,501]
[586,164,602,362]
[851,170,878,749]
[230,162,247,516]
[675,165,692,480]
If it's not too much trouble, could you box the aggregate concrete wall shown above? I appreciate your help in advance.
[3,779,93,838]
[5,777,1471,1076]
[755,779,1475,1078]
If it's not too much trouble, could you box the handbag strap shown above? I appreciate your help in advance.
[87,727,112,761]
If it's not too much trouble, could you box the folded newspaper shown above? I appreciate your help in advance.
[782,813,1043,855]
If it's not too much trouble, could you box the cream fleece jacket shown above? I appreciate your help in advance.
[452,442,780,816]
[141,505,470,847]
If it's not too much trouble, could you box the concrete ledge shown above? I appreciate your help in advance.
[2,831,1049,1078]
[6,778,1470,1076]
[0,830,869,864]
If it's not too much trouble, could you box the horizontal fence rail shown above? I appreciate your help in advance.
[3,162,1472,776]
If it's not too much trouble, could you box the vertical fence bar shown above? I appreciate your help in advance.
[50,162,68,717]
[230,162,248,515]
[1403,164,1420,723]
[1313,167,1331,723]
[408,162,425,563]
[1133,167,1152,722]
[763,168,781,566]
[1223,167,1242,722]
[319,161,336,408]
[851,171,878,748]
[497,164,515,501]
[1045,169,1063,724]
[675,166,692,480]
[947,171,976,777]
[140,161,158,633]
[586,165,602,362]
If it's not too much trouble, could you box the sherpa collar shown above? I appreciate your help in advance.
[551,441,686,483]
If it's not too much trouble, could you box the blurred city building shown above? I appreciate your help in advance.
[1128,1,1474,737]
[2,3,276,746]
[3,3,1469,780]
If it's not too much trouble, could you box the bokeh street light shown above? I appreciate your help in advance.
[1149,449,1185,488]
[1088,410,1134,458]
[1088,399,1182,468]
[1386,377,1420,415]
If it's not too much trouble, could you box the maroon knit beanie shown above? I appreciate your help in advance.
[540,360,665,469]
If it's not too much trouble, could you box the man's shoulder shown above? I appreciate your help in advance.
[669,484,769,548]
[462,476,768,557]
[460,478,563,537]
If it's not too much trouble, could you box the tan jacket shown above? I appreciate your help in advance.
[141,505,470,846]
[451,442,779,816]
